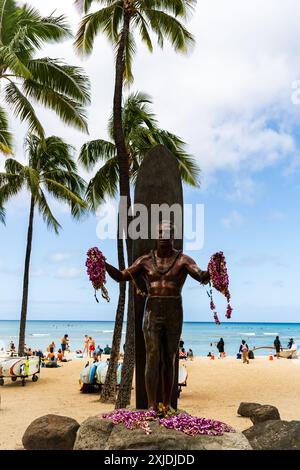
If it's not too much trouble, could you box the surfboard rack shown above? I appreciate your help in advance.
[0,356,41,386]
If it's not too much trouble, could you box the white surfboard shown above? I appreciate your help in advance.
[178,363,188,385]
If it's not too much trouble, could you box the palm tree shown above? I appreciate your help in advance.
[0,134,87,355]
[0,0,90,152]
[75,1,196,407]
[79,91,200,404]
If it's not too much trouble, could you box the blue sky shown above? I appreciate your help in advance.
[1,0,300,322]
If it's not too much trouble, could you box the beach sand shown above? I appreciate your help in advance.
[1,355,300,449]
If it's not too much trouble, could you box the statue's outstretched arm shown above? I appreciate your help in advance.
[184,256,210,285]
[105,258,143,283]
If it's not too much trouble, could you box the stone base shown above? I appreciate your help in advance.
[74,415,252,451]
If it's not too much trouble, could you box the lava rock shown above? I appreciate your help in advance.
[243,420,300,450]
[74,417,114,450]
[22,414,80,450]
[237,402,262,417]
[250,405,280,424]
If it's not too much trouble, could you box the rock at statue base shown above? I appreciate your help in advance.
[237,402,280,424]
[237,402,262,417]
[74,417,114,450]
[22,414,79,450]
[249,405,280,424]
[243,420,300,450]
[74,415,252,451]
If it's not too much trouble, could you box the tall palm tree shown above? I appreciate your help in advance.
[0,0,90,153]
[79,91,200,404]
[0,134,87,355]
[75,1,196,407]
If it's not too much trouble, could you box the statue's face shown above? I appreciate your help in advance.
[157,222,174,248]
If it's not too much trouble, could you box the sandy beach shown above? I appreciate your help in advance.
[1,355,300,450]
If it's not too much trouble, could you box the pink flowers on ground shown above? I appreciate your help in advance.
[207,252,232,324]
[86,247,110,303]
[102,409,235,437]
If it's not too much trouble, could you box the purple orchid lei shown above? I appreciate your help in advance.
[86,247,110,303]
[207,252,232,324]
[101,409,235,437]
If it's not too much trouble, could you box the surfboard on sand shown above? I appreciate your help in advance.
[133,144,184,410]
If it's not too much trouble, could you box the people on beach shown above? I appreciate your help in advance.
[27,348,33,356]
[216,338,225,358]
[47,347,56,361]
[93,345,103,361]
[60,334,69,357]
[104,344,111,355]
[179,348,187,359]
[9,340,16,355]
[83,335,89,356]
[187,348,194,360]
[47,341,56,352]
[287,338,295,349]
[239,340,249,364]
[88,336,95,357]
[274,336,282,359]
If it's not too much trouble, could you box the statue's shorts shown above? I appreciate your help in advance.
[142,296,183,351]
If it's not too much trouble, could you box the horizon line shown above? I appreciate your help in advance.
[1,319,300,325]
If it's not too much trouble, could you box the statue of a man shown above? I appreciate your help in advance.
[105,221,210,411]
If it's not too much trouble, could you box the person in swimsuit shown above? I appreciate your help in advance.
[105,221,210,412]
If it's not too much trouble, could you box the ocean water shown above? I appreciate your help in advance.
[1,320,300,356]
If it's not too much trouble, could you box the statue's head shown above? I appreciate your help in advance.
[157,220,174,248]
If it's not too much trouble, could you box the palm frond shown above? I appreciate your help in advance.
[74,4,119,55]
[0,203,5,224]
[79,139,116,170]
[85,157,119,209]
[0,45,32,78]
[4,81,45,138]
[22,80,88,133]
[27,58,91,105]
[134,13,153,52]
[143,8,195,52]
[35,189,61,234]
[123,29,136,84]
[0,106,13,155]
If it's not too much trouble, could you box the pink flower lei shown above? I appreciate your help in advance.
[207,251,232,324]
[86,247,110,303]
[101,409,235,437]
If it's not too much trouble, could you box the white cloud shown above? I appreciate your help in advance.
[2,0,300,204]
[56,267,82,279]
[50,252,73,263]
[268,211,287,221]
[221,210,244,229]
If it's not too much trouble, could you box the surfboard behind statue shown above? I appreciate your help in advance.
[133,144,183,409]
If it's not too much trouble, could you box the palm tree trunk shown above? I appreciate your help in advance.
[115,282,135,408]
[111,11,137,408]
[100,222,126,403]
[18,195,35,356]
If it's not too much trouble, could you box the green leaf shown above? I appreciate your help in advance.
[0,106,13,155]
[23,80,89,133]
[0,45,32,78]
[26,58,91,105]
[4,81,45,138]
[86,157,119,209]
[79,139,116,170]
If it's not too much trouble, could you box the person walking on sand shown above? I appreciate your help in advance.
[83,335,89,356]
[239,340,249,364]
[274,336,282,359]
[216,338,225,358]
[88,336,95,358]
[61,334,69,357]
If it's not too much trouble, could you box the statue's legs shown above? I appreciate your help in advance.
[143,296,183,410]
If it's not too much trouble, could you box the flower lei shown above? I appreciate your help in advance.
[102,409,235,437]
[86,247,110,303]
[207,251,232,324]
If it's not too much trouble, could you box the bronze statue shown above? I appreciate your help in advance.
[105,221,210,411]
